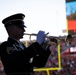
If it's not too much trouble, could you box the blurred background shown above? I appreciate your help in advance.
[0,0,76,75]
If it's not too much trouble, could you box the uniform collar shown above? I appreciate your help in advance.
[7,37,20,44]
[8,37,25,50]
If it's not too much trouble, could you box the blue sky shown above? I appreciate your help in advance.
[66,1,76,16]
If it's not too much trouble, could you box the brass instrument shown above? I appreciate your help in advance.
[24,33,60,48]
[24,33,58,39]
[24,33,57,45]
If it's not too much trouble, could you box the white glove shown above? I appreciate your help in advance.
[36,30,49,44]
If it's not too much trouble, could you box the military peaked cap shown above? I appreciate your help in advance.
[2,13,26,28]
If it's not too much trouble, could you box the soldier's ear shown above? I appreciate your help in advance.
[6,25,14,33]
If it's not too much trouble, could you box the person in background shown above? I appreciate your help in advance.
[0,13,51,75]
[60,34,74,52]
[45,38,58,68]
[49,38,58,48]
[65,34,73,46]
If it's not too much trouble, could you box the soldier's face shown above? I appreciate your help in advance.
[17,26,25,38]
[10,25,25,39]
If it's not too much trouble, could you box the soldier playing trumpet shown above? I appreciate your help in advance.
[0,13,51,75]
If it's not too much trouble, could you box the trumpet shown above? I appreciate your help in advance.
[24,33,58,39]
[24,33,60,47]
[24,33,51,38]
[24,33,51,47]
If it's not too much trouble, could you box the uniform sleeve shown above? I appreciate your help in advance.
[29,42,51,67]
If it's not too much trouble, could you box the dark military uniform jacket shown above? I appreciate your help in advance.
[0,37,50,75]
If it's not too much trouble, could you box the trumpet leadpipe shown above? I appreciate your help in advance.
[24,33,37,36]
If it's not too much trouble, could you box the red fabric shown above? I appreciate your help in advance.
[68,20,76,30]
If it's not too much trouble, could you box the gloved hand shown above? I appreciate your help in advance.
[36,30,49,44]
